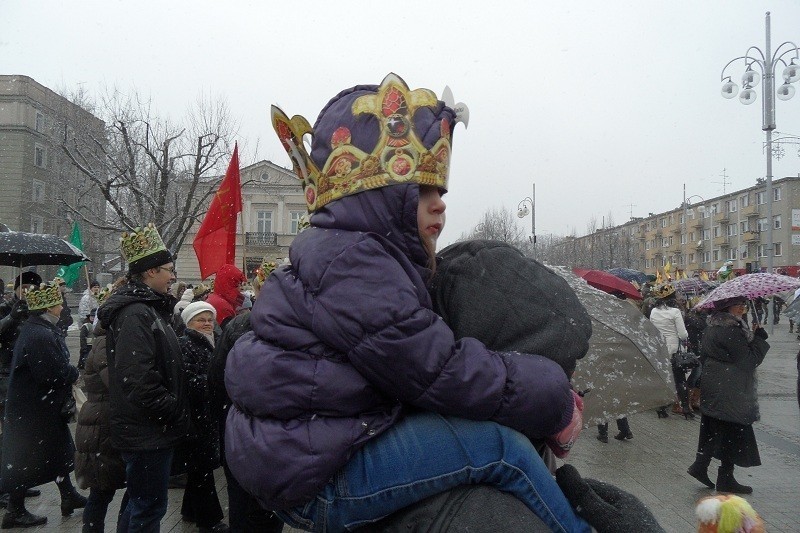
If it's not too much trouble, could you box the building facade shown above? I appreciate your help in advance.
[175,160,305,283]
[0,75,107,285]
[556,176,800,277]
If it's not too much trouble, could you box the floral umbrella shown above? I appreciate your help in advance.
[695,273,800,310]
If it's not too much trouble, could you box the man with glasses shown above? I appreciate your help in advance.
[97,224,189,532]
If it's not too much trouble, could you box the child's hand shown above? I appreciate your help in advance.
[546,389,584,458]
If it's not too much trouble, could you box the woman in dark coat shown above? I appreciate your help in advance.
[686,296,769,494]
[0,282,87,528]
[176,302,227,533]
[74,321,128,533]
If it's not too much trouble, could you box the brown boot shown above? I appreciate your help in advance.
[689,388,701,411]
[671,400,683,414]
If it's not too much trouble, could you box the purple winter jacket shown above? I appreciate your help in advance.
[224,184,575,510]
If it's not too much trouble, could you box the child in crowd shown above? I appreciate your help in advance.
[224,74,588,532]
[78,308,96,370]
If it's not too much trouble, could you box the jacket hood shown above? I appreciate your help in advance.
[97,281,176,328]
[213,264,246,305]
[309,184,430,271]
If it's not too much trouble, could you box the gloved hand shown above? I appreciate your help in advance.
[555,464,665,533]
[9,299,28,321]
[546,389,583,458]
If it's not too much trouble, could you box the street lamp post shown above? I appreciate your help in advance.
[720,11,800,276]
[517,183,536,260]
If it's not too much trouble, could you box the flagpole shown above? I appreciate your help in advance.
[241,208,247,278]
[83,263,91,287]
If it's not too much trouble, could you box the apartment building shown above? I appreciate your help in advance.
[562,176,800,277]
[0,75,106,284]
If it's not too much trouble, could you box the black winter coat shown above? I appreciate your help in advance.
[97,281,189,452]
[175,329,220,474]
[700,312,769,425]
[74,326,126,491]
[0,314,78,491]
[0,296,27,373]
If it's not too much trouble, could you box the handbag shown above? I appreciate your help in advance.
[671,345,700,371]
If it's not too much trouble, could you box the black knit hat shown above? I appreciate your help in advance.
[14,271,42,289]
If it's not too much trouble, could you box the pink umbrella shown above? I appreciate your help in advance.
[695,273,800,309]
[572,268,642,300]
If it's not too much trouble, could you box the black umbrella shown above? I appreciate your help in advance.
[0,230,90,267]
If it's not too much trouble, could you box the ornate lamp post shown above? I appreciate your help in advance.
[517,183,536,260]
[720,11,800,275]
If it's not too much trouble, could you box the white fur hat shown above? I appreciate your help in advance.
[181,301,216,325]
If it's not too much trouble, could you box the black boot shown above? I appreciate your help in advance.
[1,491,46,529]
[687,455,714,488]
[613,417,633,440]
[596,423,608,443]
[716,465,752,494]
[57,477,87,516]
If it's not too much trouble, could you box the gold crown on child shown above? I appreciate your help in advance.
[26,282,62,311]
[271,73,468,212]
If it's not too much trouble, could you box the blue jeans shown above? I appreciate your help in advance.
[118,449,173,533]
[278,412,590,533]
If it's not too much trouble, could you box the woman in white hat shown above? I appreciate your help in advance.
[176,302,228,532]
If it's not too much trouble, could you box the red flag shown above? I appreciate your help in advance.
[193,144,243,279]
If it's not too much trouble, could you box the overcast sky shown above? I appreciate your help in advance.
[4,1,800,247]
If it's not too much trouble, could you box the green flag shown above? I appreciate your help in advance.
[56,222,84,286]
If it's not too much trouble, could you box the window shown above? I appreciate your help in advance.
[774,215,781,229]
[775,243,782,256]
[739,194,749,208]
[728,200,737,213]
[711,203,719,215]
[741,247,748,259]
[256,210,273,233]
[756,191,766,205]
[32,179,45,203]
[35,112,44,132]
[728,249,737,261]
[757,244,766,258]
[680,233,686,245]
[660,217,667,228]
[727,224,736,237]
[30,215,43,233]
[260,172,270,181]
[679,214,685,224]
[713,225,721,238]
[713,250,720,262]
[34,145,46,168]
[702,206,710,218]
[289,211,304,234]
[668,215,674,225]
[650,220,657,230]
[740,221,748,234]
[703,251,711,263]
[773,187,781,201]
[703,228,711,241]
[688,253,695,264]
[757,217,768,232]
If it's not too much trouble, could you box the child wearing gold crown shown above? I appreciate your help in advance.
[224,74,590,532]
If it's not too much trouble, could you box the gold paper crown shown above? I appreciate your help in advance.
[26,282,63,311]
[96,285,112,305]
[193,283,211,298]
[272,73,467,212]
[120,223,168,264]
[255,260,278,285]
[653,284,676,299]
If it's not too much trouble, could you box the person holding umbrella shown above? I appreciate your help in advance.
[687,296,769,494]
[0,281,86,527]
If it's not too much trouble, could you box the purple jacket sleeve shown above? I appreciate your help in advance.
[314,239,574,439]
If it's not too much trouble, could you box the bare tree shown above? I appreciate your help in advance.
[56,87,239,254]
[464,207,525,245]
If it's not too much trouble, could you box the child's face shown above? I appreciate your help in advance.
[417,185,446,247]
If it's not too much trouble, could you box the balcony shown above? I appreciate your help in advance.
[713,236,729,247]
[668,244,683,255]
[714,211,729,224]
[671,225,683,234]
[740,205,759,217]
[742,230,760,243]
[245,232,279,246]
[691,218,705,229]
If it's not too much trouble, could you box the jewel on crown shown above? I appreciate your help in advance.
[271,73,466,212]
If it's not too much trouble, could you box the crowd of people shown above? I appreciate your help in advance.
[0,73,789,532]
